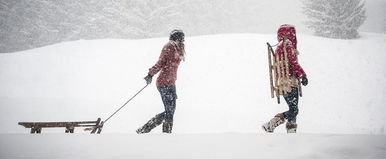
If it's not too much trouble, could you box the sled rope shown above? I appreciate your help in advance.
[103,84,149,124]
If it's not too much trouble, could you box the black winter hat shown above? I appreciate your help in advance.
[169,29,184,41]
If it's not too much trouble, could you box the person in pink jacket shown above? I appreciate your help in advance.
[262,24,308,133]
[136,29,185,134]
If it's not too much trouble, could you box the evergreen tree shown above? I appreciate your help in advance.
[302,0,366,39]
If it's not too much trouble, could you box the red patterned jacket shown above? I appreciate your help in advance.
[148,41,184,86]
[275,24,307,78]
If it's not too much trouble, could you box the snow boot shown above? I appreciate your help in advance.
[136,113,164,134]
[162,120,173,133]
[262,113,285,133]
[286,122,297,133]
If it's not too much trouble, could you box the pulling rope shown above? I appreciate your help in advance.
[103,84,149,124]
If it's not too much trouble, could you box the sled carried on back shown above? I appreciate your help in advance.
[266,25,303,104]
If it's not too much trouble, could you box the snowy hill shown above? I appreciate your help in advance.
[1,33,386,158]
[1,33,386,134]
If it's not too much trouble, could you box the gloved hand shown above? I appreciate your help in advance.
[301,77,308,86]
[144,74,153,85]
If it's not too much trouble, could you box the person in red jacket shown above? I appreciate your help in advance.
[262,24,308,133]
[136,29,185,134]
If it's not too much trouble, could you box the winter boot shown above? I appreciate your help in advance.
[286,122,297,133]
[136,113,164,134]
[262,113,285,133]
[162,120,173,133]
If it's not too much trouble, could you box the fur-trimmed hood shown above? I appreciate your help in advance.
[277,24,297,49]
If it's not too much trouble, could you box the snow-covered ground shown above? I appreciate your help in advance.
[1,33,386,134]
[0,33,386,158]
[1,133,385,159]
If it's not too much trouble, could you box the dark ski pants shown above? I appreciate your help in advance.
[137,85,177,133]
[156,85,177,122]
[282,87,299,123]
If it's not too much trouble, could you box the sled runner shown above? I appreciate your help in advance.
[18,118,103,134]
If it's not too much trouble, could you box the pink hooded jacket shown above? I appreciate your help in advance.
[275,24,306,78]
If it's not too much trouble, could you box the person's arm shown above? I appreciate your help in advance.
[148,44,174,76]
[286,41,306,78]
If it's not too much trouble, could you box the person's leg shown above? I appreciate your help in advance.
[158,86,177,133]
[262,113,285,133]
[136,112,165,134]
[162,99,175,133]
[283,87,299,133]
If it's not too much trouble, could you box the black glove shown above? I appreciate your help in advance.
[144,74,153,85]
[301,77,308,86]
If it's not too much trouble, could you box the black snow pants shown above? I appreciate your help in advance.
[137,85,177,133]
[283,87,299,123]
[157,85,177,122]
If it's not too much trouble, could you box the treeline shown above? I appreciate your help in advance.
[0,0,262,53]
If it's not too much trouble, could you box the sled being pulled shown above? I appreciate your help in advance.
[18,118,103,134]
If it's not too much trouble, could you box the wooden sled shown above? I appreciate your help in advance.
[267,41,302,104]
[18,118,103,134]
